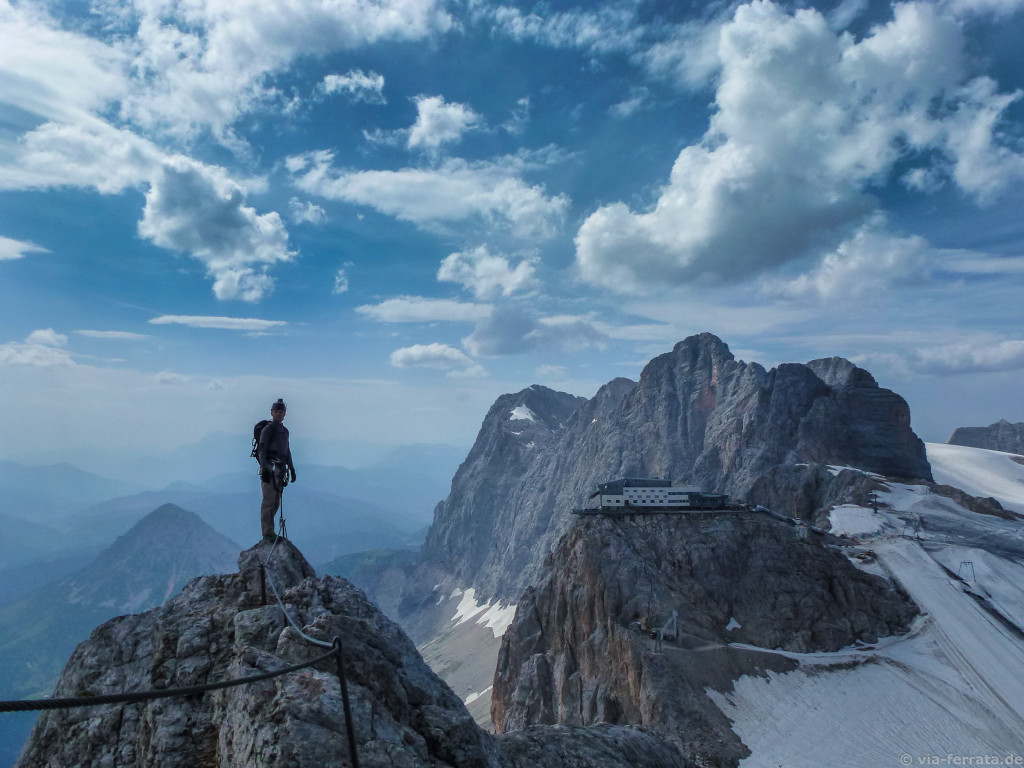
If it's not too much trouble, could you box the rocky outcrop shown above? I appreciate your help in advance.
[948,419,1024,454]
[17,540,685,768]
[492,513,918,766]
[423,333,931,603]
[423,385,587,584]
[17,539,499,768]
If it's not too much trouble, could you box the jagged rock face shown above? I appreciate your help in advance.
[948,419,1024,454]
[17,540,499,768]
[429,333,931,602]
[423,385,587,582]
[491,514,918,767]
[17,540,685,768]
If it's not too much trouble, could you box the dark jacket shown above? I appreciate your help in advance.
[257,422,294,473]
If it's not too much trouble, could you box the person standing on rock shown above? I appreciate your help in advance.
[258,398,296,541]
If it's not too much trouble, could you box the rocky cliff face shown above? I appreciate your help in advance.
[423,385,587,584]
[17,540,689,768]
[491,513,918,766]
[948,419,1024,454]
[422,333,930,603]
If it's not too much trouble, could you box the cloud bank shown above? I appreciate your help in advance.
[574,2,1024,293]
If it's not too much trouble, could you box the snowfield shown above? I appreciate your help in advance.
[710,444,1024,766]
[927,442,1024,513]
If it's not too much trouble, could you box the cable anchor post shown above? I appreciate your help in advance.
[277,481,288,541]
[332,636,360,768]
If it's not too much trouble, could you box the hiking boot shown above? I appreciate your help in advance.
[262,533,278,543]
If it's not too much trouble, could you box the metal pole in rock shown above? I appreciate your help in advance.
[259,564,267,606]
[332,636,360,768]
[278,482,288,540]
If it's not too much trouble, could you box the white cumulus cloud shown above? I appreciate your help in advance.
[763,222,935,301]
[25,328,67,347]
[139,157,295,301]
[0,236,48,260]
[292,151,568,240]
[333,268,350,295]
[575,1,1024,293]
[0,329,74,366]
[408,95,481,151]
[463,306,606,357]
[289,198,326,225]
[437,245,538,298]
[118,0,451,142]
[322,70,386,104]
[901,339,1024,375]
[390,343,486,377]
[476,4,643,56]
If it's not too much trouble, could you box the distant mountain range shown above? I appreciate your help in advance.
[0,441,463,576]
[1,461,145,520]
[0,504,238,768]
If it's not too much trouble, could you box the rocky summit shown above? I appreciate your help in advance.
[423,333,931,603]
[16,539,688,768]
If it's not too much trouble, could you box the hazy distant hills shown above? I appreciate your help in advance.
[1,441,462,576]
[69,485,421,563]
[1,461,145,519]
[43,433,468,495]
[0,504,238,768]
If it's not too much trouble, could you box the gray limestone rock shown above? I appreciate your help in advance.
[16,540,685,768]
[491,513,918,767]
[421,333,931,604]
[948,419,1024,454]
[16,540,500,768]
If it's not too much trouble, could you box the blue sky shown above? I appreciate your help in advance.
[1,0,1023,464]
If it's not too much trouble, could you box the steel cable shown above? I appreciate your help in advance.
[0,647,337,713]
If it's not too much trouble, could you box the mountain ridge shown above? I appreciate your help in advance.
[422,332,931,603]
[948,419,1024,454]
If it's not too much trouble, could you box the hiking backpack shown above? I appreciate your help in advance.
[251,419,271,463]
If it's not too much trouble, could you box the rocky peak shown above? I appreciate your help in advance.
[421,385,587,580]
[806,356,878,389]
[419,333,932,603]
[18,540,685,768]
[238,537,317,591]
[66,503,238,613]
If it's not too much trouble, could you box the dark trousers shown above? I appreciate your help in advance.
[261,480,281,537]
